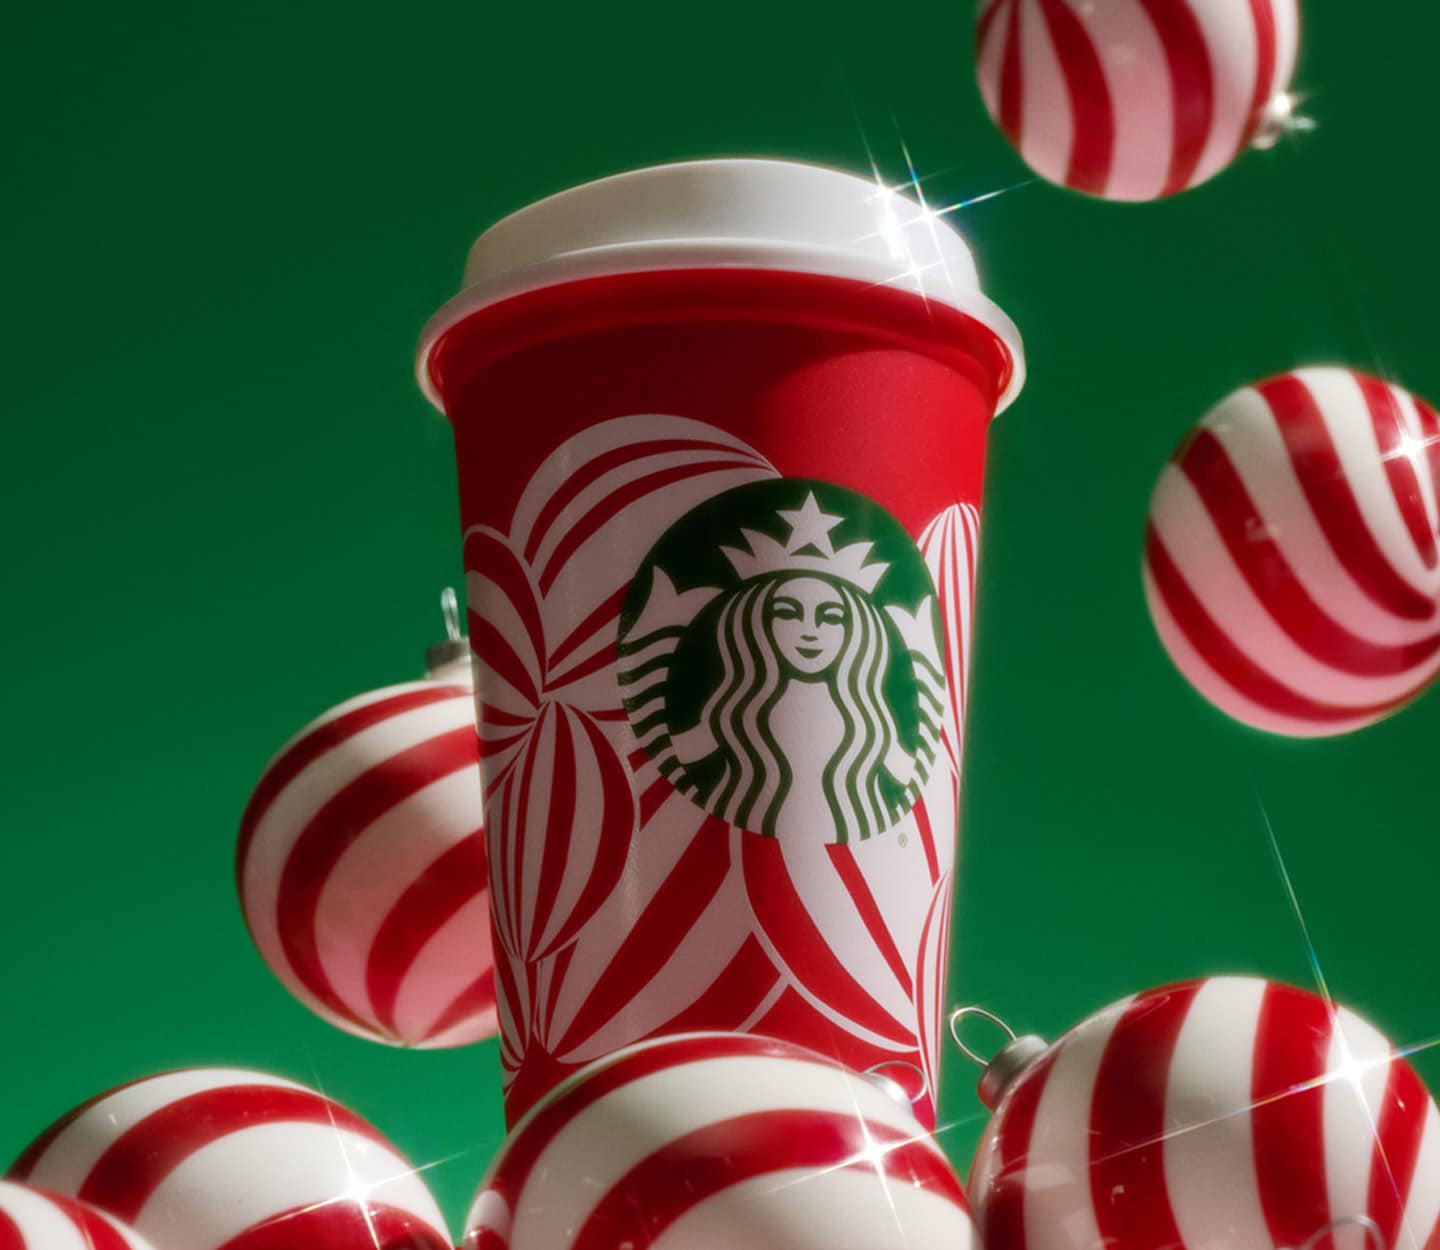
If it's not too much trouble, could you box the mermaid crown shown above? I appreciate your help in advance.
[722,491,888,593]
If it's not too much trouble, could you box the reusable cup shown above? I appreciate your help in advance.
[417,158,1025,1124]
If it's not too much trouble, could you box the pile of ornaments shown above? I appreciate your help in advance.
[7,981,1440,1250]
[11,3,1440,1249]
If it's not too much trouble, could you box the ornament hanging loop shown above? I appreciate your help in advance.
[440,586,462,642]
[864,1059,929,1108]
[949,1005,1048,1111]
[426,586,472,680]
[1292,1216,1384,1250]
[947,1006,1015,1068]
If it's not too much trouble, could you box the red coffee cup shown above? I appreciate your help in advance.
[418,159,1024,1124]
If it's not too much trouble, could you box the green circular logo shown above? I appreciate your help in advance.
[618,479,945,844]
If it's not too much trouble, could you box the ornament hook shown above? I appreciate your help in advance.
[864,1059,929,1108]
[947,1006,1016,1068]
[441,586,462,642]
[949,1005,1049,1110]
[426,586,471,681]
[1292,1216,1384,1250]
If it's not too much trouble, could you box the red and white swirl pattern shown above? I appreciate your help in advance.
[465,1032,974,1250]
[977,0,1300,201]
[468,415,782,1115]
[8,1069,452,1250]
[237,677,494,1048]
[1145,367,1440,737]
[920,504,979,786]
[0,1181,160,1250]
[469,414,982,1123]
[969,977,1440,1250]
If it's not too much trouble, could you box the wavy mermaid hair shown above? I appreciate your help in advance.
[696,573,901,842]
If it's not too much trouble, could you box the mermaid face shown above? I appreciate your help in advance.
[767,576,849,677]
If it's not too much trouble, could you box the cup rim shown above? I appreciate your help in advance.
[415,159,1026,413]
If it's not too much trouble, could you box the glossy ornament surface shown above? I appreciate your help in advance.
[8,1068,452,1250]
[1145,366,1440,736]
[0,1180,161,1250]
[977,0,1300,201]
[464,1031,974,1250]
[237,670,495,1047]
[969,977,1440,1250]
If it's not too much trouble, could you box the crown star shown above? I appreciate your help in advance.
[721,491,889,593]
[777,493,845,557]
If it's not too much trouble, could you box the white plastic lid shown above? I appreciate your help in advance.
[416,158,1025,413]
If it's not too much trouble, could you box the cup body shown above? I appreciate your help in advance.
[422,164,1021,1125]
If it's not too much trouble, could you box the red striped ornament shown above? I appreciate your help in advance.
[464,1032,975,1250]
[0,1181,160,1250]
[977,0,1300,201]
[968,977,1440,1250]
[1145,367,1440,737]
[237,669,496,1047]
[8,1068,453,1250]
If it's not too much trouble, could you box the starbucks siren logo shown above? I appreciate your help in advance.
[618,479,946,843]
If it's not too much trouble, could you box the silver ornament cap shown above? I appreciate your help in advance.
[978,1034,1049,1110]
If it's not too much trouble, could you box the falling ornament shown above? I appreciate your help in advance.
[976,0,1301,200]
[236,588,496,1047]
[8,1067,453,1250]
[1144,367,1440,736]
[464,1031,975,1250]
[958,977,1440,1250]
[0,1180,164,1250]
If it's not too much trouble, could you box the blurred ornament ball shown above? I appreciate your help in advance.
[465,1031,974,1250]
[968,976,1440,1250]
[976,0,1300,200]
[1144,366,1440,736]
[236,644,496,1049]
[8,1067,452,1250]
[0,1180,161,1250]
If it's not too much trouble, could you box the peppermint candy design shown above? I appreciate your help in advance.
[9,1068,452,1250]
[1145,367,1440,736]
[914,872,955,1111]
[977,0,1300,200]
[0,1181,159,1250]
[470,414,980,1123]
[465,1032,974,1250]
[969,977,1440,1250]
[237,677,495,1048]
[468,415,778,1113]
[920,504,980,784]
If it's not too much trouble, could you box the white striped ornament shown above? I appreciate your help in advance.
[464,1032,974,1250]
[237,673,496,1048]
[0,1181,160,1250]
[1145,366,1440,737]
[968,977,1440,1250]
[8,1069,452,1250]
[977,0,1300,201]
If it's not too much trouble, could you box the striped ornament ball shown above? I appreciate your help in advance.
[465,1032,975,1250]
[237,667,496,1047]
[1145,366,1440,736]
[968,977,1440,1250]
[0,1181,161,1250]
[976,0,1300,201]
[8,1068,452,1250]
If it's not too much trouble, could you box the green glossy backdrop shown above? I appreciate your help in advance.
[3,0,1436,1230]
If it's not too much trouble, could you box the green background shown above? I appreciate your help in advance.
[3,0,1436,1233]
